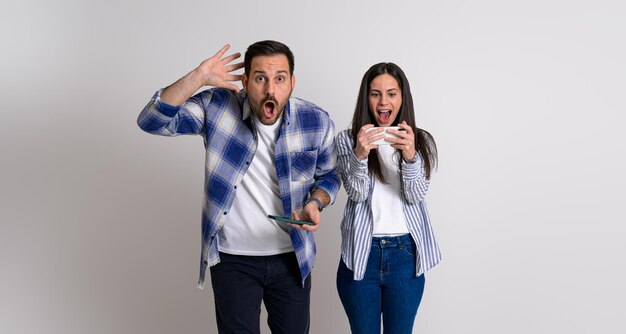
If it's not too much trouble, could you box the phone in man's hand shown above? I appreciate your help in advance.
[267,215,315,226]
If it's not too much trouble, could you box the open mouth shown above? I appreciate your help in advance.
[263,100,277,120]
[377,110,391,123]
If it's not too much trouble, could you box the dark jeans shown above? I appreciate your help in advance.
[336,234,425,334]
[209,252,311,334]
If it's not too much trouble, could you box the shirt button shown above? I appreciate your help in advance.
[223,212,227,215]
[245,161,250,165]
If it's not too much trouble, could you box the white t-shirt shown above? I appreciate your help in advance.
[217,116,293,255]
[371,145,410,236]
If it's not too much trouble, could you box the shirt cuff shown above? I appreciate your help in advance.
[154,89,181,117]
[401,156,423,179]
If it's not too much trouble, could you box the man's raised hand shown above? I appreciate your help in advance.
[198,44,244,92]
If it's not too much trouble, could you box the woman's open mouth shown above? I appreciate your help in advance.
[377,110,391,123]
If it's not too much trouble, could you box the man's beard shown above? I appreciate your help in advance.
[250,93,290,126]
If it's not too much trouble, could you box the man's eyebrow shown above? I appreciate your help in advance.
[253,70,289,75]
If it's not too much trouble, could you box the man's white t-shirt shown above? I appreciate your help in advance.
[217,116,293,255]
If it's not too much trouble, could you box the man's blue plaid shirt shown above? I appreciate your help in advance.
[138,88,340,288]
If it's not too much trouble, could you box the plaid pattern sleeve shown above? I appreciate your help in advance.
[137,89,210,136]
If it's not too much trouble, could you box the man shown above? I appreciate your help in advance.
[137,40,339,333]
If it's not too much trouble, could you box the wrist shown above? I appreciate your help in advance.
[304,197,324,212]
[191,67,210,86]
[403,151,417,163]
[354,149,368,161]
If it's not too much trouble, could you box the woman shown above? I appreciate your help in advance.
[335,62,441,333]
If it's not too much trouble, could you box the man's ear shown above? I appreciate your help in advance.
[241,73,248,92]
[291,74,296,90]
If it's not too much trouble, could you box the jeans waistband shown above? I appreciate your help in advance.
[371,234,413,248]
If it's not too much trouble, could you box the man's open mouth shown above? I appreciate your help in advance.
[263,100,277,119]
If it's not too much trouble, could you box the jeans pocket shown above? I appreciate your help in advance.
[400,243,415,258]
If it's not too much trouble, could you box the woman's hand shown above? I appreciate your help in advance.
[387,121,416,162]
[354,124,385,160]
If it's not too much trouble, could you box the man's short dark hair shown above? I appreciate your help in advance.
[244,40,295,76]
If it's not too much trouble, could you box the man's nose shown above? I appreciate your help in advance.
[266,80,275,95]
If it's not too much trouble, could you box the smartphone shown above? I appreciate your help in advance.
[267,215,315,226]
[365,126,407,145]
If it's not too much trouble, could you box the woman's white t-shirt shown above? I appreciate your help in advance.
[371,144,410,236]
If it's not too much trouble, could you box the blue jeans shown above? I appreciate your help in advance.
[336,234,425,334]
[210,252,311,334]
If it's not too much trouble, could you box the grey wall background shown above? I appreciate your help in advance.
[2,0,625,333]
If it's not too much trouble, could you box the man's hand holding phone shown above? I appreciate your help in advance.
[291,200,321,232]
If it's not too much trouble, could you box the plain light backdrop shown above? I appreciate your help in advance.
[1,0,625,333]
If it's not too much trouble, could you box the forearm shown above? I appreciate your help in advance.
[401,157,430,203]
[336,130,370,202]
[160,68,207,106]
[309,117,340,205]
[339,154,370,202]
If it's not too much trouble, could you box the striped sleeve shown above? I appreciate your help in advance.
[400,155,430,204]
[335,130,370,203]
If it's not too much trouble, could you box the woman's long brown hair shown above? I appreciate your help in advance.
[350,62,438,183]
